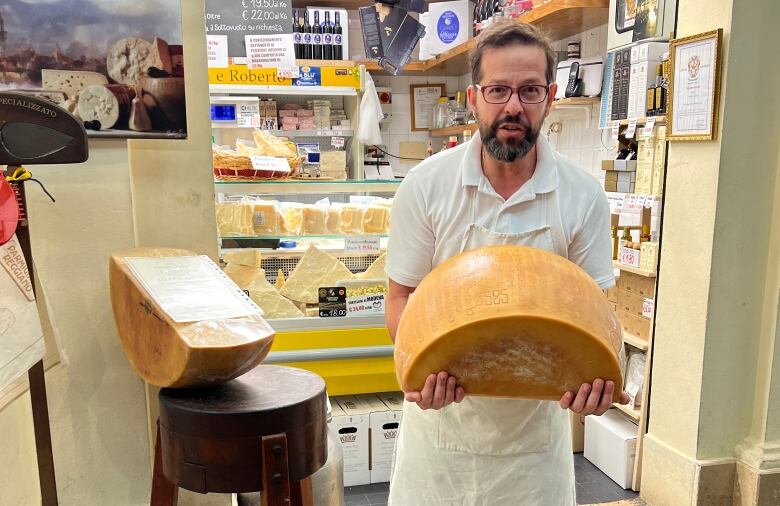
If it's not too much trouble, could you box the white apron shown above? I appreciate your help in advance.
[388,179,576,506]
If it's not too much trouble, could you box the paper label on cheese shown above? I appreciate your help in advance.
[0,236,35,302]
[125,256,260,322]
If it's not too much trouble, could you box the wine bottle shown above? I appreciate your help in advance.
[313,10,323,60]
[333,12,343,60]
[293,10,302,59]
[303,10,312,59]
[323,11,333,61]
[473,0,482,36]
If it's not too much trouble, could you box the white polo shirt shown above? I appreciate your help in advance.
[386,131,615,290]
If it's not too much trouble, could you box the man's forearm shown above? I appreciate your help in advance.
[386,280,415,342]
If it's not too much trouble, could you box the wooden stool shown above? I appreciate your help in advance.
[151,365,328,506]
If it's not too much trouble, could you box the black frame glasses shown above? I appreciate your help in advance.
[475,84,551,105]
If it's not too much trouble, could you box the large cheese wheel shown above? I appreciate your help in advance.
[395,245,622,401]
[109,248,275,388]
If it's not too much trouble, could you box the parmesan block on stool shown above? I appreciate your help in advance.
[395,245,623,401]
[109,248,275,388]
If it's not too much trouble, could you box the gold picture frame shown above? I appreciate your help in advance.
[668,29,723,141]
[410,83,446,131]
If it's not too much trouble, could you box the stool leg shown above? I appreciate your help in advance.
[151,423,178,506]
[260,434,291,506]
[290,477,313,506]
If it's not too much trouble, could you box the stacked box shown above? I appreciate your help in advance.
[331,395,371,486]
[355,394,402,484]
[261,99,278,130]
[651,126,667,196]
[640,242,659,272]
[308,100,332,130]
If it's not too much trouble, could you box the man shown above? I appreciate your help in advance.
[385,19,629,505]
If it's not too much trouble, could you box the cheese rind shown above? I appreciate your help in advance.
[395,245,622,401]
[109,248,275,388]
[280,246,354,303]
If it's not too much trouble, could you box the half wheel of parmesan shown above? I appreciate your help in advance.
[394,245,623,401]
[109,248,275,388]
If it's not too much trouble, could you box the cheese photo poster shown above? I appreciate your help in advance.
[0,0,187,139]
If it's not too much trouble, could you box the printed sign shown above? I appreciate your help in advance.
[319,287,347,317]
[345,236,381,253]
[205,0,293,56]
[619,247,641,268]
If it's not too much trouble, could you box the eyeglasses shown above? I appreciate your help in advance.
[475,84,551,105]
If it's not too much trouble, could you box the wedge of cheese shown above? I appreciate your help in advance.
[362,205,390,235]
[41,69,108,99]
[252,200,283,235]
[223,263,266,290]
[275,269,286,290]
[326,207,341,234]
[280,246,354,303]
[358,253,386,280]
[146,37,173,74]
[216,202,255,237]
[302,205,329,235]
[339,205,365,235]
[109,248,275,388]
[395,245,623,401]
[284,204,304,236]
[223,249,262,268]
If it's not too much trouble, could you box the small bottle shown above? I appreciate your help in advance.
[302,11,312,59]
[426,139,433,157]
[293,10,302,59]
[640,223,651,243]
[440,139,448,152]
[312,11,323,60]
[323,12,333,61]
[333,12,343,60]
[611,225,619,260]
[654,63,666,115]
[462,128,472,144]
[619,227,632,251]
[448,135,458,148]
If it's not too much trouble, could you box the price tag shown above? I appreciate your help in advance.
[331,136,345,148]
[626,193,638,211]
[625,119,638,139]
[611,194,626,214]
[318,287,347,318]
[347,293,386,316]
[636,194,648,209]
[619,246,641,268]
[345,236,381,254]
[206,35,228,68]
[642,298,655,318]
[643,116,657,137]
[611,122,620,138]
[237,103,261,128]
[250,156,292,173]
[277,66,300,79]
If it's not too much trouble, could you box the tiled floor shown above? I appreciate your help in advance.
[344,454,639,506]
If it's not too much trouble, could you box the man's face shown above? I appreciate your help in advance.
[467,44,557,163]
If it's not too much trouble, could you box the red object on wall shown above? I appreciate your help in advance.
[0,178,19,246]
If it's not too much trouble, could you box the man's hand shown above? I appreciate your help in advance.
[559,379,630,416]
[404,371,465,410]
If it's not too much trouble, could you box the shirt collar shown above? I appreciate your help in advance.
[460,129,558,195]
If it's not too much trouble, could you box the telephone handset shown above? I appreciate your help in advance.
[565,61,584,98]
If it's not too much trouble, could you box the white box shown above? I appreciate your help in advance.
[376,391,405,413]
[424,1,472,56]
[634,41,668,64]
[584,410,638,489]
[332,395,371,486]
[355,394,402,484]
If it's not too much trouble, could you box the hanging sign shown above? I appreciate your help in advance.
[205,0,294,58]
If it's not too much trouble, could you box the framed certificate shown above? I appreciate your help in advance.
[668,29,723,141]
[410,84,446,131]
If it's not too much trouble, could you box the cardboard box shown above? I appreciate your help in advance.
[584,409,638,489]
[332,395,371,486]
[605,170,619,182]
[616,271,656,297]
[618,309,652,340]
[571,412,585,453]
[616,181,635,193]
[376,391,405,412]
[606,286,618,303]
[640,242,659,272]
[355,394,401,484]
[604,180,617,192]
[613,159,637,171]
[601,159,614,171]
[617,288,645,317]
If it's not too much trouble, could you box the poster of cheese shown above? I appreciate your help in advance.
[0,0,187,139]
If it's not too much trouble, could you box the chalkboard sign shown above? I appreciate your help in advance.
[205,0,294,57]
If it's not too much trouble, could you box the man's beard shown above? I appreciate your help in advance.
[479,114,541,162]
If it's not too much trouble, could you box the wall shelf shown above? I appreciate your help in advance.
[617,115,667,127]
[430,123,478,137]
[360,0,609,76]
[614,261,657,278]
[215,180,400,193]
[623,331,649,351]
[613,402,641,422]
[209,84,358,96]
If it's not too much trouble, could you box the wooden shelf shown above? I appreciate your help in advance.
[430,123,478,137]
[361,0,609,76]
[613,402,641,422]
[292,0,452,11]
[617,115,667,126]
[622,331,649,351]
[613,261,657,278]
[553,96,601,107]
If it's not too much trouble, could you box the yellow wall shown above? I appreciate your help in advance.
[0,1,219,504]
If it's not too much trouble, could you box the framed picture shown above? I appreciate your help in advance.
[1,0,187,140]
[410,83,446,131]
[668,29,723,141]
